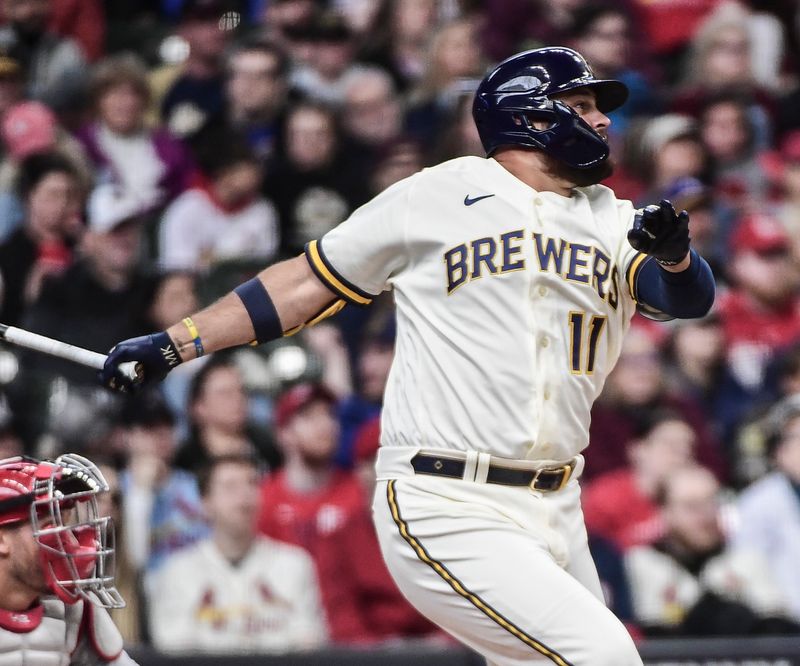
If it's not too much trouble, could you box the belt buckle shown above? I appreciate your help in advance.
[529,461,574,492]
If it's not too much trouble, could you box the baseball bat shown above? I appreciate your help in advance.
[0,324,139,383]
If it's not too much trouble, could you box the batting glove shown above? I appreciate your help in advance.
[100,332,182,392]
[627,199,691,266]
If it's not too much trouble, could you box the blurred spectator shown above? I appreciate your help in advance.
[149,454,327,653]
[0,54,23,120]
[718,215,800,415]
[48,0,104,62]
[77,54,195,209]
[674,9,776,146]
[210,37,290,165]
[340,66,403,172]
[118,391,208,575]
[626,465,797,636]
[173,354,282,473]
[431,92,484,163]
[0,100,91,238]
[156,0,230,139]
[767,131,800,257]
[159,136,278,271]
[257,382,379,643]
[699,92,768,211]
[290,11,360,106]
[405,18,483,147]
[370,136,424,197]
[587,325,724,480]
[733,395,800,622]
[265,101,362,257]
[584,410,697,551]
[22,182,152,384]
[0,150,80,325]
[336,310,395,467]
[568,4,659,138]
[634,114,707,205]
[0,0,87,111]
[260,0,318,52]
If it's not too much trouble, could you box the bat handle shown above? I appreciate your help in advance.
[117,361,141,384]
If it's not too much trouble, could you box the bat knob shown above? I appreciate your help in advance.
[119,361,140,384]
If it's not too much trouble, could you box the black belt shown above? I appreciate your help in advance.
[410,453,574,492]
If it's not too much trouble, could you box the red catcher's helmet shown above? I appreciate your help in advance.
[0,454,124,609]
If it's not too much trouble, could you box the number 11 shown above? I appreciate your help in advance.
[568,312,607,374]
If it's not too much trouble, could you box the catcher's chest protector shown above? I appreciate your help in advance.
[0,598,81,666]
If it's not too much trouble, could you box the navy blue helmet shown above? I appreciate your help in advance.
[472,47,628,169]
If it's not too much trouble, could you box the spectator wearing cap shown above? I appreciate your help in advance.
[149,454,327,653]
[289,11,361,106]
[0,100,91,239]
[0,151,80,326]
[257,382,379,643]
[732,395,800,622]
[265,101,364,258]
[118,390,208,574]
[158,133,279,271]
[626,465,797,637]
[156,0,231,140]
[0,0,87,111]
[173,354,282,474]
[567,4,659,139]
[21,182,153,384]
[46,0,103,62]
[717,215,800,413]
[77,54,195,211]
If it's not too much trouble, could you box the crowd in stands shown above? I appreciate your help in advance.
[0,0,799,653]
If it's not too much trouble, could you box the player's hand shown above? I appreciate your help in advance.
[100,332,182,392]
[627,199,690,266]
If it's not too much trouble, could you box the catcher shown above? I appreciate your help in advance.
[0,453,137,665]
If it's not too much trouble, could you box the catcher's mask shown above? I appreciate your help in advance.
[0,453,124,609]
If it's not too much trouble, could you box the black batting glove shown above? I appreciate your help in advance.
[100,332,182,392]
[627,199,691,266]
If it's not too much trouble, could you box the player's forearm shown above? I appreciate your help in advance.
[636,249,715,319]
[166,256,334,362]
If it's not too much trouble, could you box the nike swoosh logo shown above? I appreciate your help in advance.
[464,194,495,206]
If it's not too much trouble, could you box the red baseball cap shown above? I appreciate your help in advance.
[730,214,790,255]
[1,101,56,160]
[274,383,336,428]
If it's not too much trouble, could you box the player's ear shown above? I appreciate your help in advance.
[0,528,13,557]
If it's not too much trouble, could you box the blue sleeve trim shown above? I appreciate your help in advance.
[634,249,715,319]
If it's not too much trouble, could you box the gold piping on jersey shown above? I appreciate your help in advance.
[625,252,648,301]
[284,299,347,336]
[305,240,373,305]
[386,480,573,666]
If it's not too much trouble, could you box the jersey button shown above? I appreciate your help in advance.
[540,337,549,348]
[538,286,547,297]
[543,389,551,400]
[534,197,543,206]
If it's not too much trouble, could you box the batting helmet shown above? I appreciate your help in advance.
[472,47,628,168]
[0,454,124,609]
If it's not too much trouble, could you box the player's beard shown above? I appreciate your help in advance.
[546,154,615,188]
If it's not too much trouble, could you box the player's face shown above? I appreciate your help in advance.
[4,522,49,595]
[543,88,614,187]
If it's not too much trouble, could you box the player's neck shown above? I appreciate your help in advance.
[493,150,574,197]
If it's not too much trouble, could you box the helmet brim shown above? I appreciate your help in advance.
[550,79,629,114]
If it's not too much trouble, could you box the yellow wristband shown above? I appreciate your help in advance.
[182,317,204,358]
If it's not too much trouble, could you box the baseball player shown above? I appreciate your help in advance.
[0,453,137,665]
[102,47,715,664]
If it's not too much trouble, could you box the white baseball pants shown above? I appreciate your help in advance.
[371,451,642,665]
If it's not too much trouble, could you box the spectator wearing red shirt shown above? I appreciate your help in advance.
[583,410,698,551]
[257,382,374,643]
[718,215,800,418]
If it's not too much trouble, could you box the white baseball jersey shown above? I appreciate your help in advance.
[147,536,327,654]
[306,156,646,462]
[0,597,136,666]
